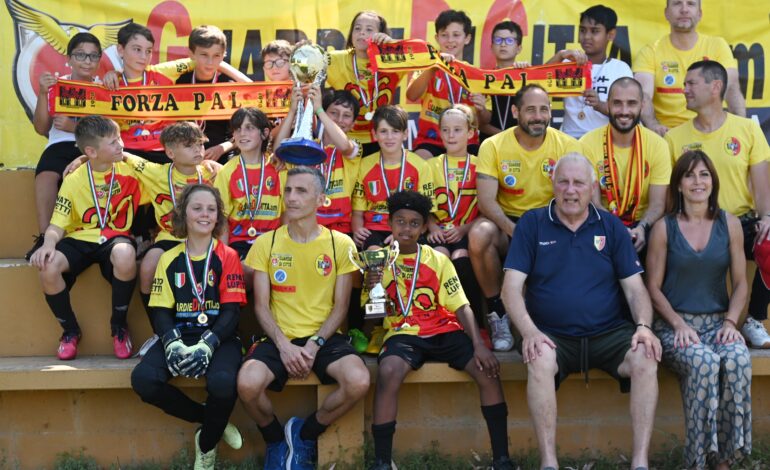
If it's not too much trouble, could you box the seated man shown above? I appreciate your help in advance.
[237,167,370,470]
[369,191,513,470]
[502,153,661,470]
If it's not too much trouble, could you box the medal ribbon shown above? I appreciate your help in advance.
[184,238,214,312]
[391,244,422,318]
[494,95,511,130]
[320,148,337,195]
[239,155,266,225]
[352,54,379,112]
[86,162,116,231]
[379,149,407,198]
[121,71,147,87]
[602,125,644,226]
[442,154,471,223]
[168,164,203,207]
[443,72,462,105]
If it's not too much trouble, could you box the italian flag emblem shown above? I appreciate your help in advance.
[174,272,186,288]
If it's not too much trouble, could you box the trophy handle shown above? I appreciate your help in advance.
[386,240,400,267]
[348,247,366,273]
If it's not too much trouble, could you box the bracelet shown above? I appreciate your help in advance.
[314,107,324,116]
[636,322,654,332]
[723,318,738,328]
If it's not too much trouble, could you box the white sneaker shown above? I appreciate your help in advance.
[487,312,514,351]
[194,430,217,470]
[741,317,770,349]
[222,422,242,449]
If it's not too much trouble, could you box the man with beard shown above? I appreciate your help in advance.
[579,77,671,253]
[666,60,770,349]
[634,0,744,136]
[469,84,581,351]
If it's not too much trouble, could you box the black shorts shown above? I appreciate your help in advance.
[528,324,634,393]
[230,240,254,260]
[361,142,380,157]
[35,141,82,176]
[378,330,474,371]
[245,333,362,391]
[56,237,136,282]
[149,239,181,253]
[428,235,469,252]
[363,230,391,250]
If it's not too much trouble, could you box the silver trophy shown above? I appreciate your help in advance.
[275,43,330,165]
[349,241,400,319]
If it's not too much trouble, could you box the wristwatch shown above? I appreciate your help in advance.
[310,335,326,347]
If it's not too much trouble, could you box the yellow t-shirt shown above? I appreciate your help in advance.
[327,49,407,144]
[128,156,215,242]
[375,245,469,341]
[634,34,736,128]
[244,226,358,339]
[476,127,582,217]
[580,125,672,221]
[427,154,479,227]
[51,161,143,242]
[666,113,770,216]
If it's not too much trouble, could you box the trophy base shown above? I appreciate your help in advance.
[275,138,327,165]
[364,302,388,319]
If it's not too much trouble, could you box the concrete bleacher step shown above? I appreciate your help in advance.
[0,169,38,259]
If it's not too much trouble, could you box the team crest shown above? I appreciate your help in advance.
[594,236,606,251]
[664,74,676,86]
[315,254,333,276]
[724,137,741,156]
[265,176,274,190]
[368,180,380,196]
[273,269,287,284]
[403,177,414,190]
[174,272,186,288]
[503,175,516,187]
[270,256,279,266]
[540,158,556,178]
[5,0,132,119]
[207,269,216,287]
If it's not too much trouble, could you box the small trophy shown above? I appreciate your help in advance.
[275,43,330,166]
[349,241,400,319]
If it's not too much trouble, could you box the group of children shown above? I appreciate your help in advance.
[24,6,632,469]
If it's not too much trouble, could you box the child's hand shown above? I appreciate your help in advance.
[469,93,486,112]
[103,71,121,91]
[353,227,372,248]
[427,225,446,244]
[370,33,393,45]
[52,115,75,132]
[204,143,226,161]
[38,72,57,92]
[308,85,323,113]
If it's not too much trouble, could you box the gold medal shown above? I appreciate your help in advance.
[578,111,586,120]
[323,196,332,207]
[247,226,257,237]
[445,222,454,229]
[98,235,107,244]
[197,313,208,324]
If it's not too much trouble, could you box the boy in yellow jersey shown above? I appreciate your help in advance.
[176,25,236,163]
[214,108,285,287]
[367,191,513,470]
[352,105,435,251]
[30,116,143,360]
[470,84,581,351]
[238,167,369,469]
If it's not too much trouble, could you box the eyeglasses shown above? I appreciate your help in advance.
[264,58,288,69]
[70,52,102,63]
[492,37,518,46]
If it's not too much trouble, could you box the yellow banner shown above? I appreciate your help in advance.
[1,0,767,168]
[50,80,292,119]
[368,39,590,96]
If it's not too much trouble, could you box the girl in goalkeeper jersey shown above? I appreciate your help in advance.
[131,184,247,469]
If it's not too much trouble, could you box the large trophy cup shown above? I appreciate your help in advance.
[349,241,400,319]
[274,44,330,165]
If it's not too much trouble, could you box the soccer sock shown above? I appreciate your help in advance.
[485,295,506,318]
[347,287,364,330]
[748,274,770,321]
[110,277,136,330]
[452,258,484,326]
[258,416,285,444]
[372,421,396,464]
[140,292,152,323]
[300,412,328,441]
[481,402,510,460]
[45,289,80,335]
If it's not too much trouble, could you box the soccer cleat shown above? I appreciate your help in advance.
[742,317,770,349]
[365,326,387,354]
[194,430,217,470]
[487,312,514,351]
[284,417,316,470]
[348,328,369,353]
[263,440,289,470]
[367,460,392,470]
[25,233,44,261]
[57,332,80,360]
[112,327,133,359]
[222,422,243,450]
[491,456,516,470]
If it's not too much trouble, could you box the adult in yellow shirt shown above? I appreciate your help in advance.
[634,0,744,135]
[580,78,671,252]
[469,84,581,352]
[666,60,770,349]
[237,167,370,468]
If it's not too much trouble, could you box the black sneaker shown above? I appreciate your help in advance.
[492,456,516,470]
[367,461,391,470]
[25,233,44,261]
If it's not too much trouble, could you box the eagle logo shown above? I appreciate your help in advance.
[5,0,131,118]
